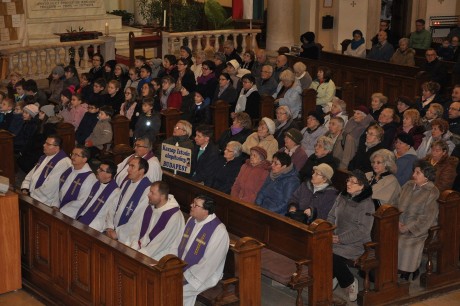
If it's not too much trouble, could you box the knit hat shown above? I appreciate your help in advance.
[250,146,267,160]
[396,132,414,147]
[24,104,39,117]
[115,63,128,75]
[227,59,240,70]
[52,65,64,77]
[40,105,55,117]
[285,128,303,145]
[350,169,370,188]
[180,45,192,57]
[214,52,226,63]
[354,105,370,115]
[61,88,73,101]
[261,117,276,135]
[307,111,325,125]
[313,163,334,181]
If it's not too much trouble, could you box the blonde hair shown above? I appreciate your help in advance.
[403,109,422,126]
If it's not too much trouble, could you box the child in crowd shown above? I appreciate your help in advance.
[60,93,87,130]
[63,65,80,90]
[103,60,117,82]
[78,73,93,103]
[9,101,25,135]
[133,98,161,143]
[85,105,114,157]
[134,55,146,69]
[14,104,39,154]
[137,64,153,94]
[191,90,211,126]
[89,78,108,106]
[58,88,72,113]
[106,80,124,115]
[114,63,129,89]
[0,97,14,130]
[14,80,26,103]
[23,79,48,107]
[48,65,65,104]
[124,67,141,92]
[6,71,24,99]
[120,87,138,120]
[76,101,100,145]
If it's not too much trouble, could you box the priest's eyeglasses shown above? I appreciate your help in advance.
[191,201,204,208]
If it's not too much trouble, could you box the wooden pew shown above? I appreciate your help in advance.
[287,53,430,107]
[421,190,460,288]
[301,88,316,126]
[129,31,162,66]
[0,130,15,186]
[260,94,275,120]
[18,193,185,305]
[56,122,75,156]
[162,171,335,306]
[211,100,230,142]
[160,108,183,139]
[112,114,130,146]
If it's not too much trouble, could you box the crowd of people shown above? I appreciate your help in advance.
[1,23,460,302]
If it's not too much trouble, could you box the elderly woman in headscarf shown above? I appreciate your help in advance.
[208,141,245,194]
[344,29,366,58]
[242,117,278,161]
[299,31,320,59]
[231,146,271,203]
[366,149,401,209]
[328,169,374,302]
[273,69,303,120]
[287,163,338,223]
[396,160,439,281]
[423,139,459,192]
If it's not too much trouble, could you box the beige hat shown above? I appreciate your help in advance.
[313,163,334,181]
[227,59,240,70]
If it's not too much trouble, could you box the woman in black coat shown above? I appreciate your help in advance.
[213,73,238,108]
[217,112,253,153]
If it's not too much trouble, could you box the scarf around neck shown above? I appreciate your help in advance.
[235,85,258,113]
[351,38,365,50]
[270,163,293,180]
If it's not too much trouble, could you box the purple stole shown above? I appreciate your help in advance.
[59,167,93,208]
[138,206,180,248]
[177,217,221,271]
[33,150,68,190]
[116,176,151,227]
[76,180,119,225]
[119,151,155,185]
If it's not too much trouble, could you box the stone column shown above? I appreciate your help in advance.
[266,0,295,51]
[100,36,116,61]
[134,0,147,25]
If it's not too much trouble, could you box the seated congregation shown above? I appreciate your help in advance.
[2,34,460,305]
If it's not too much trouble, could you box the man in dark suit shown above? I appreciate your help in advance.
[191,124,220,185]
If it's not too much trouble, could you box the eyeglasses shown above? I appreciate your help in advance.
[44,142,58,146]
[202,67,210,71]
[97,167,110,173]
[191,202,204,208]
[134,144,149,148]
[449,107,460,111]
[312,171,324,177]
[346,178,360,185]
[174,126,185,131]
[70,152,84,158]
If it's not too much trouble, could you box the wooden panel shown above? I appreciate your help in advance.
[52,222,68,290]
[93,244,112,306]
[112,115,130,146]
[56,122,76,156]
[69,231,92,302]
[0,192,21,294]
[114,258,139,306]
[161,108,182,139]
[211,100,230,142]
[0,130,15,186]
[31,210,52,276]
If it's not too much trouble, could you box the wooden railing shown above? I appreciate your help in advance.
[0,38,106,80]
[161,29,261,55]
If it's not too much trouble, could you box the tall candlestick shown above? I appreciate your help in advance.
[105,22,109,36]
[163,10,166,28]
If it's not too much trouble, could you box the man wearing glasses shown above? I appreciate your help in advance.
[421,49,448,91]
[448,101,460,136]
[256,64,277,96]
[21,135,71,206]
[115,137,162,186]
[75,160,120,232]
[52,145,97,218]
[175,195,229,306]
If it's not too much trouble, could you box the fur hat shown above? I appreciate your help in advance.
[350,169,370,188]
[354,105,370,115]
[250,146,267,160]
[396,132,414,147]
[40,104,55,117]
[313,163,334,181]
[261,117,276,135]
[307,111,325,125]
[285,128,303,145]
[24,104,39,117]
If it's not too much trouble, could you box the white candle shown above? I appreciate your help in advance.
[105,22,109,36]
[163,10,166,27]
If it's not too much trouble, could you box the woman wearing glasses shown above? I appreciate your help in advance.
[327,169,374,302]
[348,124,385,173]
[365,149,401,210]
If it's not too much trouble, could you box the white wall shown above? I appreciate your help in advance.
[334,0,368,51]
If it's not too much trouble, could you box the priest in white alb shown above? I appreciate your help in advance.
[21,135,71,206]
[128,181,184,260]
[174,195,229,306]
[115,137,162,186]
[105,156,151,244]
[51,146,97,218]
[75,160,120,232]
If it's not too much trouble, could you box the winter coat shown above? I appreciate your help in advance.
[395,147,418,185]
[242,133,279,162]
[298,152,337,182]
[273,81,303,119]
[133,112,161,143]
[231,159,271,203]
[208,155,245,194]
[217,128,252,153]
[76,112,99,145]
[86,119,113,150]
[365,172,401,208]
[191,143,220,185]
[309,79,336,106]
[255,165,300,215]
[327,186,375,260]
[424,154,459,193]
[390,48,416,66]
[394,125,426,150]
